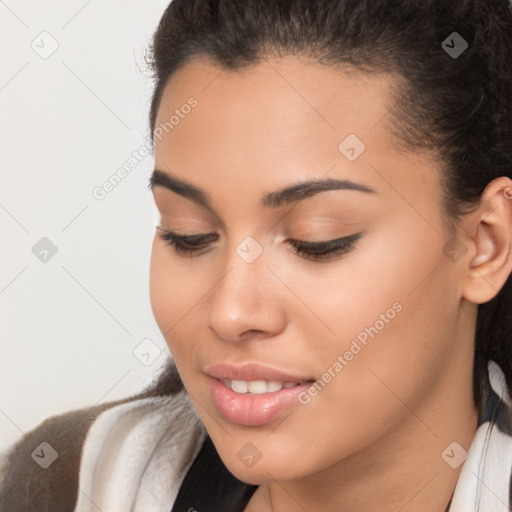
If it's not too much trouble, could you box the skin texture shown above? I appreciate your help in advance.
[149,55,512,512]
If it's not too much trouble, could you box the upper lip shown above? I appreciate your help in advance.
[204,363,313,382]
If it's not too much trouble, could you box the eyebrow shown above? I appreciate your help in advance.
[148,169,376,211]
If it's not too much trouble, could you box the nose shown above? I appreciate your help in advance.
[206,243,286,343]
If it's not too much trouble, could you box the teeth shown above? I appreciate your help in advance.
[266,381,283,392]
[226,379,302,394]
[247,380,267,394]
[231,380,248,393]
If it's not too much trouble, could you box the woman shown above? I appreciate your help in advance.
[2,0,512,511]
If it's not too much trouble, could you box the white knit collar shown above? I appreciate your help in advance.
[73,391,205,512]
[448,360,512,512]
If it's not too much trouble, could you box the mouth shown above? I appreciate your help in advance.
[205,363,316,426]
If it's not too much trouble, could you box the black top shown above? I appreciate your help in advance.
[170,434,258,512]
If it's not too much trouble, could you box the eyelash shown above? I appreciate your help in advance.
[156,226,362,262]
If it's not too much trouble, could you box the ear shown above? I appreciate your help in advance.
[461,177,512,304]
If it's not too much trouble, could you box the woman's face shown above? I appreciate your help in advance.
[149,56,473,483]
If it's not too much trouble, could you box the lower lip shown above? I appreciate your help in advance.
[209,376,313,426]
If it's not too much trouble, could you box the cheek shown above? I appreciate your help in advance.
[290,229,459,434]
[287,229,443,363]
[149,240,189,351]
[328,230,460,379]
[149,239,209,366]
[149,238,171,331]
[324,238,460,421]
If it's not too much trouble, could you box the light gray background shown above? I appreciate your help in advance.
[1,0,175,453]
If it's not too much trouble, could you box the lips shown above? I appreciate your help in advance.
[205,363,315,426]
[205,362,313,382]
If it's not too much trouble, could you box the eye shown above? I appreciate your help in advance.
[288,233,362,261]
[156,226,218,256]
[156,226,362,262]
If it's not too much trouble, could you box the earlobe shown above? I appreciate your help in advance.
[462,177,512,305]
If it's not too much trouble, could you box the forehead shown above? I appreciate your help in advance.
[154,55,395,148]
[153,55,441,216]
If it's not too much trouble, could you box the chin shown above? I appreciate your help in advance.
[226,462,285,485]
[218,448,309,485]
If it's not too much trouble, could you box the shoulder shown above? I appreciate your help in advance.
[0,360,205,512]
[0,391,145,512]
